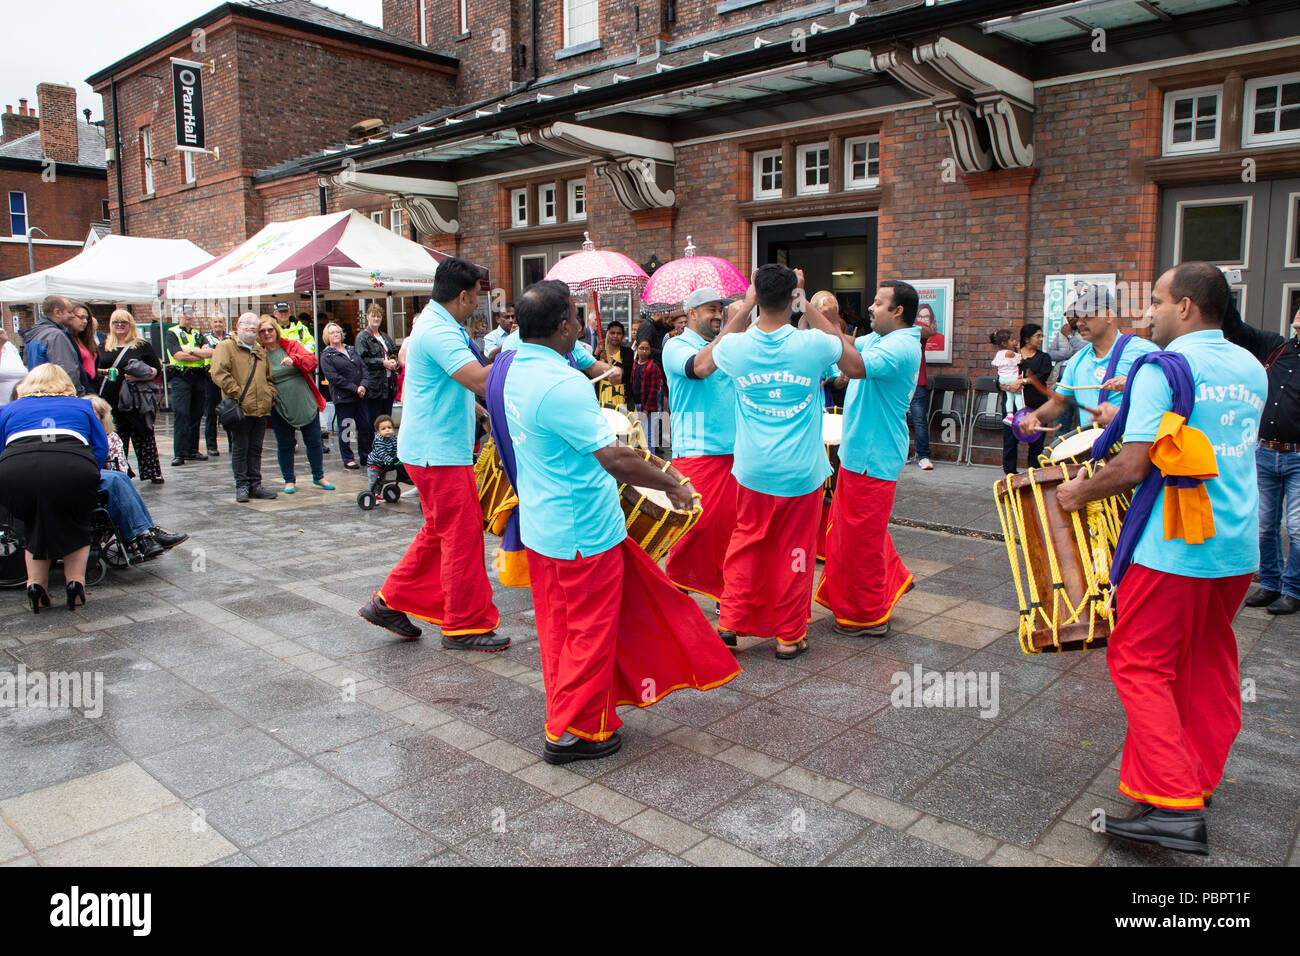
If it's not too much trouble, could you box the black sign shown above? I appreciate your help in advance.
[170,58,206,152]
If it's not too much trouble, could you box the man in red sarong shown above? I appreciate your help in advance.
[357,258,505,650]
[815,281,923,636]
[710,265,865,659]
[491,279,740,764]
[1058,262,1268,855]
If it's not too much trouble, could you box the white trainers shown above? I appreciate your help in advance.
[918,458,934,471]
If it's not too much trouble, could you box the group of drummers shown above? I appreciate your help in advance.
[356,252,1263,857]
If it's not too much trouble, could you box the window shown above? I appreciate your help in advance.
[459,0,469,33]
[539,184,557,225]
[753,149,782,200]
[371,211,385,227]
[1243,73,1300,147]
[391,208,405,236]
[844,136,880,189]
[141,127,154,194]
[797,143,831,195]
[511,188,528,227]
[1284,284,1300,336]
[101,199,110,220]
[1174,197,1252,267]
[8,191,27,238]
[564,0,598,48]
[1288,192,1300,268]
[183,150,196,184]
[1162,86,1221,156]
[568,179,586,220]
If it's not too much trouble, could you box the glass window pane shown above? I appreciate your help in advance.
[1179,202,1247,265]
[1282,82,1300,107]
[1292,196,1300,262]
[1172,122,1191,143]
[1255,111,1276,135]
[1173,98,1192,120]
[1195,95,1216,117]
[1255,86,1278,109]
[1281,107,1300,132]
[1195,118,1216,140]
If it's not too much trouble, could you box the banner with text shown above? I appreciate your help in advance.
[170,58,206,153]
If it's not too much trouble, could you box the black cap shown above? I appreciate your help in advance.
[1066,283,1115,318]
[274,301,290,311]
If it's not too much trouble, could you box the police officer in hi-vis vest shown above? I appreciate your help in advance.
[166,305,214,467]
[273,302,317,355]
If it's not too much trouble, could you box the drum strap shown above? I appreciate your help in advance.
[1092,351,1217,588]
[485,353,528,572]
[1098,333,1130,406]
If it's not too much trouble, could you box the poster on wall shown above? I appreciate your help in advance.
[905,278,954,364]
[1043,273,1117,347]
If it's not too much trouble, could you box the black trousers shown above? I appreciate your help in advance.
[170,373,206,459]
[228,415,268,490]
[1002,423,1046,475]
[202,378,223,453]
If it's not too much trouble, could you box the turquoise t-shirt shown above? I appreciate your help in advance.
[840,326,922,482]
[503,342,625,560]
[396,301,480,467]
[1122,329,1268,579]
[1062,333,1158,411]
[712,323,843,497]
[662,327,736,458]
[498,329,595,370]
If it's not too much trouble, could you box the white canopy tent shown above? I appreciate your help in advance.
[0,234,212,305]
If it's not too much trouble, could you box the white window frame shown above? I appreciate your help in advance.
[141,127,154,195]
[796,142,831,196]
[844,135,880,189]
[567,178,586,221]
[1243,72,1300,148]
[1286,191,1300,269]
[183,150,196,184]
[538,184,557,225]
[1172,196,1253,269]
[371,211,385,227]
[8,191,27,238]
[1161,85,1222,156]
[1280,282,1300,336]
[563,0,599,49]
[752,149,782,200]
[511,188,528,228]
[391,208,405,236]
[459,0,469,34]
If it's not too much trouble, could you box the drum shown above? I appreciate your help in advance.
[473,438,517,534]
[823,409,843,494]
[1040,426,1122,467]
[601,403,648,451]
[993,462,1123,654]
[618,449,702,562]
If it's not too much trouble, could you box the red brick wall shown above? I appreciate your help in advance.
[0,166,107,280]
[36,84,79,165]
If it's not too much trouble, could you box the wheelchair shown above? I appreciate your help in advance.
[357,463,410,511]
[0,496,130,588]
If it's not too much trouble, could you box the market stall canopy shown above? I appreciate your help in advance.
[159,210,485,301]
[0,235,212,304]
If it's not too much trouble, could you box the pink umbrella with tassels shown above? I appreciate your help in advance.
[640,237,748,314]
[544,232,649,333]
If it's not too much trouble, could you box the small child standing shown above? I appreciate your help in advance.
[367,415,400,501]
[989,329,1023,425]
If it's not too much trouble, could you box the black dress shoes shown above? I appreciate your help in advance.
[1244,588,1280,608]
[1104,804,1209,856]
[170,457,185,467]
[543,732,622,765]
[129,534,165,561]
[1266,594,1299,615]
[150,528,188,549]
[187,453,208,461]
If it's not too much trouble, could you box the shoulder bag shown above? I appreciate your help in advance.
[216,354,259,428]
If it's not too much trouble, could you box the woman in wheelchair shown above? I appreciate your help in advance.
[0,365,105,611]
[90,397,188,561]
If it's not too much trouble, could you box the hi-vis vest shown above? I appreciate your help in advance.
[168,326,207,369]
[281,321,317,354]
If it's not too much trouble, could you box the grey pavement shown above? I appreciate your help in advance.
[0,419,1296,867]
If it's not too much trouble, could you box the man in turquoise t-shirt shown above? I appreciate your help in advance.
[661,287,747,606]
[814,280,923,637]
[1057,263,1267,856]
[358,258,504,651]
[492,326,622,387]
[494,279,740,765]
[711,264,865,659]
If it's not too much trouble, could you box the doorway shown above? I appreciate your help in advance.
[754,215,877,332]
[512,239,586,304]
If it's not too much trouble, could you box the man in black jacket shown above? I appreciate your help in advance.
[1224,303,1300,615]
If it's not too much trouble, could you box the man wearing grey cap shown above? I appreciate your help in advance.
[1018,282,1158,445]
[660,287,745,619]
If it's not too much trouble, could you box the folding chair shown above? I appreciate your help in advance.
[927,374,970,462]
[964,375,1007,465]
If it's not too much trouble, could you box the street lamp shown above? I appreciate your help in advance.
[25,226,47,274]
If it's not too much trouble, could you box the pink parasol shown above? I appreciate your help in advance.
[640,237,748,314]
[544,233,649,294]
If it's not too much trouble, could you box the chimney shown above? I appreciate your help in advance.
[37,82,79,164]
[2,102,39,145]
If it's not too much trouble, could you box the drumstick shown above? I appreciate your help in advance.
[588,366,616,383]
[1023,372,1098,415]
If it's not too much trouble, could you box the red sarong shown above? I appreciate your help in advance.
[815,469,913,627]
[665,454,738,601]
[379,463,500,636]
[816,496,831,562]
[527,538,741,741]
[719,485,821,645]
[1108,564,1251,809]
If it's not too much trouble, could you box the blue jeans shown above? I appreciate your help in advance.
[1257,446,1300,598]
[99,470,153,541]
[910,384,930,459]
[270,410,325,483]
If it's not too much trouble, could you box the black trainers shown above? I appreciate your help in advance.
[358,595,421,639]
[543,732,622,765]
[441,631,511,652]
[235,486,250,503]
[248,485,278,500]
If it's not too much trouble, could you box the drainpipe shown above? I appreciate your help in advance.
[531,0,538,83]
[110,74,127,235]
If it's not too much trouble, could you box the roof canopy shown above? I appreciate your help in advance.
[160,210,480,302]
[0,234,212,304]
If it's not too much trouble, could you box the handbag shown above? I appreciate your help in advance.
[216,354,259,428]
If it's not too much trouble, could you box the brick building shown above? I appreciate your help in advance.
[0,85,108,290]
